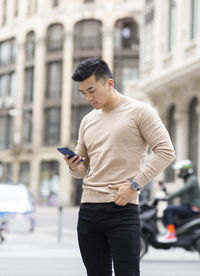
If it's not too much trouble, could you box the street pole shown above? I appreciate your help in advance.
[58,205,63,242]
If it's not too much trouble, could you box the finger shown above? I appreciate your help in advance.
[68,155,79,165]
[108,184,119,189]
[69,156,83,169]
[64,154,70,161]
[115,200,126,206]
[64,154,71,165]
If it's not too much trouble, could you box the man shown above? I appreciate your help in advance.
[64,58,175,276]
[158,160,200,243]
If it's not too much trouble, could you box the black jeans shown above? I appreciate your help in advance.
[77,202,141,276]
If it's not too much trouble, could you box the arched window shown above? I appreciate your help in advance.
[74,19,102,52]
[165,104,176,182]
[114,18,139,49]
[114,18,139,92]
[188,97,198,173]
[46,24,64,53]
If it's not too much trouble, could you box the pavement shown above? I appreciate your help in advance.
[0,206,199,276]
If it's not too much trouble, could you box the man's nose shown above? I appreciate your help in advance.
[86,94,94,101]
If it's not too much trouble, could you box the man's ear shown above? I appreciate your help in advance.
[107,78,114,89]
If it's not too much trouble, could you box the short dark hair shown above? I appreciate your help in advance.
[72,58,113,82]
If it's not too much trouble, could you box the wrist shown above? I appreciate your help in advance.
[129,179,141,192]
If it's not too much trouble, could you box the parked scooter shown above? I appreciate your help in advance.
[139,199,200,258]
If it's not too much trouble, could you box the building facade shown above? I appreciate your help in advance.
[0,0,142,205]
[138,0,200,192]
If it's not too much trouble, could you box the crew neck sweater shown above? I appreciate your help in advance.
[69,96,175,204]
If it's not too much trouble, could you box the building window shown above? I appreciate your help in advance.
[23,111,32,144]
[24,68,34,103]
[46,24,63,53]
[44,108,60,146]
[46,62,62,100]
[19,162,30,186]
[40,161,59,206]
[0,39,16,67]
[165,105,176,182]
[0,72,16,107]
[0,115,13,150]
[5,163,12,183]
[142,0,154,64]
[52,0,59,7]
[168,0,176,52]
[74,20,102,52]
[114,61,139,93]
[188,97,198,173]
[115,19,139,50]
[190,0,199,40]
[71,105,92,142]
[26,31,35,60]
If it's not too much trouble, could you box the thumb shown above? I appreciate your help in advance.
[108,184,120,189]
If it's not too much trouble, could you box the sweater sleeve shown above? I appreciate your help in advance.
[134,103,176,187]
[68,117,90,179]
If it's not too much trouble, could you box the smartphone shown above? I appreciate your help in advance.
[57,147,83,161]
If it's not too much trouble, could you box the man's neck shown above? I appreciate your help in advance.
[102,90,123,112]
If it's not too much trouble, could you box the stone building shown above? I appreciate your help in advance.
[141,0,200,191]
[1,0,199,205]
[0,0,142,205]
[126,0,200,194]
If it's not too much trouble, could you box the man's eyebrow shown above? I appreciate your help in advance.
[79,86,94,92]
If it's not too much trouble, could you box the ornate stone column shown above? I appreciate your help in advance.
[31,31,46,196]
[12,33,26,182]
[174,108,189,162]
[102,27,114,71]
[59,27,75,206]
[32,33,46,148]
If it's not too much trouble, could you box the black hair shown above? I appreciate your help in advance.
[72,58,113,82]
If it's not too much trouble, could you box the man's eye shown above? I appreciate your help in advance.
[90,90,95,93]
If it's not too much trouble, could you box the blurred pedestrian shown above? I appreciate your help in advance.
[64,58,175,276]
[158,160,200,243]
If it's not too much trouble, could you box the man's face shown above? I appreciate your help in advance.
[78,75,113,109]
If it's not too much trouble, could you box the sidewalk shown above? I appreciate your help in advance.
[142,247,200,262]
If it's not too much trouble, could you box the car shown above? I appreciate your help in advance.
[0,183,36,233]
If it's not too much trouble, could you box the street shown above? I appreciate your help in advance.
[0,206,199,276]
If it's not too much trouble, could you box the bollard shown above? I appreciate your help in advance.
[58,205,63,242]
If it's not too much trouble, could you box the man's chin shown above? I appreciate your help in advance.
[94,106,101,110]
[91,103,101,109]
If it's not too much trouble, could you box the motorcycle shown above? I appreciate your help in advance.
[139,199,200,258]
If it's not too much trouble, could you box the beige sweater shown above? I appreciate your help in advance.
[69,96,175,204]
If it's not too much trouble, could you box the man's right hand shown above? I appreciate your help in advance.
[64,154,85,171]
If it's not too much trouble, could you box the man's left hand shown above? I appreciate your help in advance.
[108,183,137,206]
